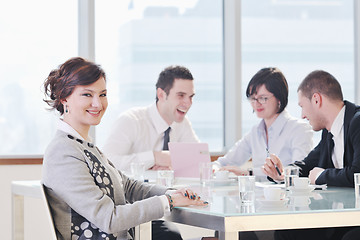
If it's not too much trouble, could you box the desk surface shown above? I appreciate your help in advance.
[12,179,360,238]
[166,183,360,233]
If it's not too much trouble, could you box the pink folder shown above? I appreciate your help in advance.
[169,142,211,178]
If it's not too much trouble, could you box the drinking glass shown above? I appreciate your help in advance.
[284,166,299,190]
[157,170,174,187]
[130,162,145,181]
[199,162,213,185]
[354,173,360,201]
[238,176,256,204]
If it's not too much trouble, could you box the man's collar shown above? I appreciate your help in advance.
[148,103,170,134]
[330,105,346,138]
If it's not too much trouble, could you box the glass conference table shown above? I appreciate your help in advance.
[165,178,360,240]
[12,178,360,240]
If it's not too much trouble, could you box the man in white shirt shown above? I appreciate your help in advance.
[102,66,200,240]
[103,65,199,173]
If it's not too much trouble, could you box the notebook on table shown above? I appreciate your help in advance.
[168,142,211,178]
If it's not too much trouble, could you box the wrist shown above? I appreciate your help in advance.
[166,194,174,211]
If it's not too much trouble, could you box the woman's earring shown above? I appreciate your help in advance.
[65,105,69,114]
[278,102,281,109]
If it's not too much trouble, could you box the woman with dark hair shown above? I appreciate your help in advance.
[41,57,207,240]
[214,67,313,179]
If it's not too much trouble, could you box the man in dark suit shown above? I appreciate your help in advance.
[263,70,360,240]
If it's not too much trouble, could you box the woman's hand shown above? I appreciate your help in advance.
[169,188,208,208]
[262,153,284,181]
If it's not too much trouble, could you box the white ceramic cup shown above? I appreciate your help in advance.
[263,187,283,201]
[294,177,310,189]
[215,170,229,180]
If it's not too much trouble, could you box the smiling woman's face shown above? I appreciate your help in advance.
[249,84,279,120]
[62,77,108,133]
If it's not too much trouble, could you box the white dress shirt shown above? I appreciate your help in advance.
[57,119,91,142]
[102,103,200,172]
[216,109,314,177]
[329,105,345,169]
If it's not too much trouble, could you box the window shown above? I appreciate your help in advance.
[241,0,354,144]
[95,0,224,151]
[1,0,356,158]
[0,0,77,156]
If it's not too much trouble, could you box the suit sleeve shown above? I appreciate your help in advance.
[316,114,360,187]
[295,130,327,177]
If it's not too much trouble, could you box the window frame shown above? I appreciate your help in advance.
[2,0,360,163]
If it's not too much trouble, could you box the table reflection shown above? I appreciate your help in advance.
[189,182,356,216]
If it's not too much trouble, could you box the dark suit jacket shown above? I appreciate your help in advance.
[295,101,360,187]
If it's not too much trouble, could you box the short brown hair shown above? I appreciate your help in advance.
[297,70,343,101]
[155,65,193,102]
[246,67,288,113]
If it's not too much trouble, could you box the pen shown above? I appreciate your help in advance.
[266,148,282,176]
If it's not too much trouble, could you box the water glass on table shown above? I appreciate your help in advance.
[199,162,213,185]
[284,166,299,190]
[238,175,256,204]
[354,173,360,201]
[130,162,145,181]
[157,170,174,187]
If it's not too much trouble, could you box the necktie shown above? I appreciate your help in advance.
[162,127,171,150]
[327,132,334,161]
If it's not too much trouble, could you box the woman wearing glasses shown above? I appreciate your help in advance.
[214,67,313,179]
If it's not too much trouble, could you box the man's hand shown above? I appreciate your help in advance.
[219,166,249,176]
[153,151,172,168]
[262,154,284,181]
[151,165,171,170]
[309,167,324,184]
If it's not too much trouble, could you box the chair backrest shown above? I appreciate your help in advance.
[41,184,58,240]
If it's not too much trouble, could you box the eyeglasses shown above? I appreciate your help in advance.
[248,95,273,104]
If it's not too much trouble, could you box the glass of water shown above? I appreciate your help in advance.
[131,162,145,181]
[157,170,174,187]
[199,162,213,185]
[354,173,360,201]
[238,176,256,204]
[284,166,300,190]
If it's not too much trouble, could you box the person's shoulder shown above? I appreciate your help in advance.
[283,113,312,136]
[350,110,360,126]
[44,131,84,163]
[283,111,312,131]
[288,116,310,128]
[174,116,193,128]
[116,105,149,122]
[124,105,148,114]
